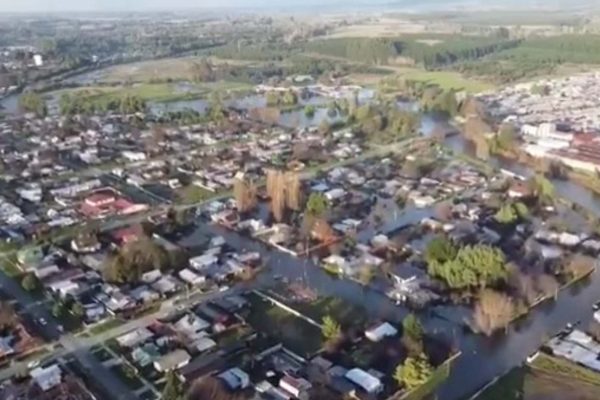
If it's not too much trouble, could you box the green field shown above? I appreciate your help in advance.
[391,68,495,93]
[53,80,252,105]
[473,353,600,400]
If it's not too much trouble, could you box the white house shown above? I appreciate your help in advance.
[30,364,62,392]
[190,254,219,271]
[365,322,398,342]
[345,368,383,394]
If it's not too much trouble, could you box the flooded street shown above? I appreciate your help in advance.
[6,74,600,399]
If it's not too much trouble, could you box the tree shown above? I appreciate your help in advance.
[188,377,244,400]
[473,289,515,336]
[21,273,40,292]
[304,104,316,118]
[424,236,457,265]
[394,353,433,390]
[306,192,329,217]
[528,174,555,205]
[52,301,67,319]
[71,302,85,319]
[103,235,171,284]
[266,170,286,222]
[428,245,507,290]
[513,202,529,219]
[565,254,595,279]
[233,174,257,213]
[494,204,518,224]
[536,274,559,300]
[322,315,341,341]
[402,314,424,341]
[19,92,47,117]
[496,123,517,151]
[162,371,185,400]
[0,302,17,332]
[285,172,302,211]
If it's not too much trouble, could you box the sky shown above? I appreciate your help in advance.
[0,0,592,14]
[1,0,359,13]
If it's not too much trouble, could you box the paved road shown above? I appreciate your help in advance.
[0,283,249,383]
[0,136,425,395]
[0,268,138,399]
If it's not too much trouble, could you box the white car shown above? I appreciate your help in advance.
[38,318,47,326]
[27,360,40,369]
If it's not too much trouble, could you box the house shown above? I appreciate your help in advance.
[132,343,161,368]
[117,327,154,348]
[324,188,346,202]
[83,303,106,322]
[174,314,210,337]
[365,322,398,342]
[345,368,383,394]
[129,285,160,304]
[152,276,180,295]
[30,364,62,391]
[154,349,191,372]
[219,368,250,390]
[508,181,532,199]
[179,268,206,286]
[189,254,219,272]
[47,279,80,298]
[194,337,217,353]
[279,375,312,400]
[141,269,162,284]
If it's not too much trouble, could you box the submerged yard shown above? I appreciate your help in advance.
[474,353,600,400]
[243,292,324,357]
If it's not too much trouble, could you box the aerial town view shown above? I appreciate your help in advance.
[4,1,600,399]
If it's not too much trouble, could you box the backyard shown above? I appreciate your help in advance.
[243,292,324,357]
[473,353,600,400]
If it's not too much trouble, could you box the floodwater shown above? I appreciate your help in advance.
[6,72,600,398]
[178,110,600,400]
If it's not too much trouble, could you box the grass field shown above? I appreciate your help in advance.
[98,56,258,83]
[389,67,495,93]
[473,353,600,400]
[54,80,253,105]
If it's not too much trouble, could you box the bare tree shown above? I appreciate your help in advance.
[473,290,515,336]
[506,264,537,305]
[434,201,453,222]
[536,274,559,300]
[233,173,257,213]
[0,302,17,332]
[188,377,243,400]
[589,321,600,342]
[566,254,595,279]
[285,171,302,211]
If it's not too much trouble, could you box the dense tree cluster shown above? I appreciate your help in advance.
[266,90,298,107]
[427,242,508,290]
[322,315,342,341]
[104,235,172,284]
[494,202,529,224]
[394,353,434,390]
[59,92,146,115]
[19,92,47,117]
